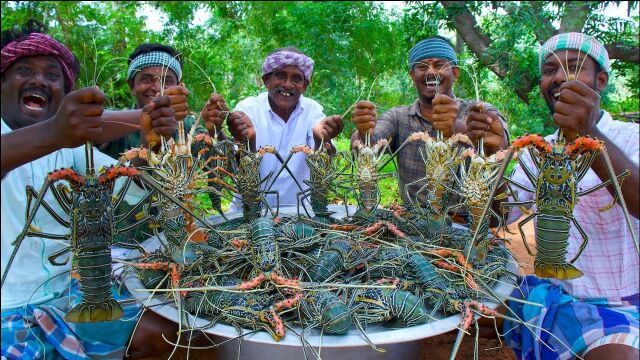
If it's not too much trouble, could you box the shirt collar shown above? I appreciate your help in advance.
[408,99,420,117]
[263,92,305,120]
[1,118,11,135]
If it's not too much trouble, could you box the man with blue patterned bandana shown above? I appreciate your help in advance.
[97,43,199,160]
[350,36,509,209]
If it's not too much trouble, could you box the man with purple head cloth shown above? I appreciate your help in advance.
[203,46,344,210]
[482,32,639,360]
[0,19,190,360]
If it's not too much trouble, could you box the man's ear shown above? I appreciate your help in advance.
[127,78,135,91]
[302,79,309,92]
[261,73,270,87]
[595,71,608,93]
[452,66,460,81]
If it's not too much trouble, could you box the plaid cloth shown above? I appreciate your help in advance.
[1,279,142,360]
[127,51,182,81]
[262,51,314,81]
[503,275,639,360]
[408,37,458,69]
[539,32,611,74]
[373,98,508,207]
[506,112,639,300]
[1,33,77,92]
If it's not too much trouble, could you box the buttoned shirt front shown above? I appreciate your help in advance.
[506,111,639,301]
[232,92,325,210]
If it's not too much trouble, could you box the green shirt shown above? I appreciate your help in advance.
[97,114,200,160]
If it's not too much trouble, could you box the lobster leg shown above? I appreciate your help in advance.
[25,185,70,228]
[598,148,639,255]
[568,217,589,264]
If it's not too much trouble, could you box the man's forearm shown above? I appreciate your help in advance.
[97,109,143,143]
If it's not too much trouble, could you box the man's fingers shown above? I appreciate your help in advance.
[352,108,376,118]
[72,87,107,104]
[149,95,171,110]
[168,94,187,105]
[164,85,190,96]
[560,80,596,97]
[433,104,457,114]
[355,100,376,109]
[554,100,572,116]
[149,106,175,120]
[171,103,188,114]
[432,94,455,105]
[467,120,490,132]
[78,103,105,117]
[468,129,487,141]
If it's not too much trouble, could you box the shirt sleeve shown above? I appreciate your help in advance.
[373,108,399,151]
[481,101,511,143]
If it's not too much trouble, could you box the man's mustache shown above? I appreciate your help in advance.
[274,86,300,97]
[19,86,52,101]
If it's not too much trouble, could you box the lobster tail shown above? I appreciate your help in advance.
[535,263,584,280]
[65,299,124,323]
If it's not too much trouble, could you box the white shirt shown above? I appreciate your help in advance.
[507,112,639,301]
[1,119,143,309]
[232,92,325,210]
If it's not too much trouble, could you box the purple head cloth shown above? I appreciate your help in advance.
[262,51,314,81]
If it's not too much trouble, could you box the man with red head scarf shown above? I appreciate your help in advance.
[0,19,187,360]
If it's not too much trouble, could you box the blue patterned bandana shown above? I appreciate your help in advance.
[408,37,458,69]
[127,51,182,81]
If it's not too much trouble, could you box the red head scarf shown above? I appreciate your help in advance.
[1,32,78,92]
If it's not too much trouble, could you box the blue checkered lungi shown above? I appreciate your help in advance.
[503,275,639,360]
[1,279,141,360]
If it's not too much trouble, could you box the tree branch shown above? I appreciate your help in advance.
[440,1,505,77]
[439,1,539,102]
[559,2,591,33]
[525,1,556,44]
[605,42,640,63]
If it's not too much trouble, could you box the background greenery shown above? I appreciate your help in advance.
[3,1,638,207]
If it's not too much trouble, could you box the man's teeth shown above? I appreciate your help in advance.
[25,104,45,111]
[29,94,46,101]
[425,80,440,87]
[553,92,560,99]
[279,90,292,97]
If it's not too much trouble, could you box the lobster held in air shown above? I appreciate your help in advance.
[2,163,144,323]
[503,134,633,279]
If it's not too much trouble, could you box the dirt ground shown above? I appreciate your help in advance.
[418,215,536,360]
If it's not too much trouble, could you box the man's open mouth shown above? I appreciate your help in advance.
[22,93,49,112]
[277,89,293,97]
[425,79,441,87]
